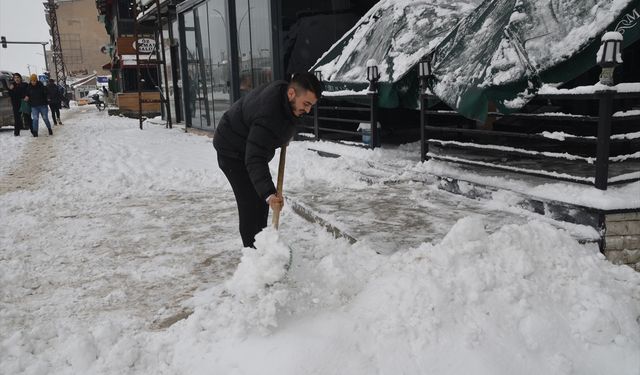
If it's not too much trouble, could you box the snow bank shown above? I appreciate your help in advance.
[145,217,640,375]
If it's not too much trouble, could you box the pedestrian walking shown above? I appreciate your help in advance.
[7,73,29,136]
[25,74,53,137]
[46,79,63,125]
[213,72,323,248]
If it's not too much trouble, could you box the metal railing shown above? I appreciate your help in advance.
[419,89,640,190]
[306,92,380,149]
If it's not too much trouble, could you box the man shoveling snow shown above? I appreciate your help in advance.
[213,72,323,248]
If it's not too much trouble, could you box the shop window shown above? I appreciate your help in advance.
[236,0,273,95]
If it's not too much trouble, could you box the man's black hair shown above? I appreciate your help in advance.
[13,73,22,79]
[290,72,323,98]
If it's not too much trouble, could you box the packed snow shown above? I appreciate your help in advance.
[1,107,639,374]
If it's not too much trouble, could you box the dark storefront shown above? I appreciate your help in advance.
[172,0,377,130]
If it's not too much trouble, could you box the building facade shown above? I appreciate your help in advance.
[49,0,111,81]
[130,0,376,128]
[96,0,165,115]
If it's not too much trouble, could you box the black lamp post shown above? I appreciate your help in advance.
[418,54,434,92]
[366,59,380,93]
[598,31,623,86]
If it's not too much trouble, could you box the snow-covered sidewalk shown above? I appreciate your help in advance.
[1,107,639,375]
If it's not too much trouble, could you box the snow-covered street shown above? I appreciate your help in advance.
[1,106,639,375]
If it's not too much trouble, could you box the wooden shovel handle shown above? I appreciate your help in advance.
[272,145,287,229]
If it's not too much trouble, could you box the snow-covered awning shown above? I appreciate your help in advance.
[431,0,640,121]
[311,0,640,121]
[311,0,480,84]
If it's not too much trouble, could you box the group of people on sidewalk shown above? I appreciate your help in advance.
[8,73,64,137]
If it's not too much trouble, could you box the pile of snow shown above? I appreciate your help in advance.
[153,218,640,374]
[226,228,292,298]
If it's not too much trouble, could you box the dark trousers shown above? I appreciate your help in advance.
[217,154,269,248]
[11,104,22,135]
[49,103,61,124]
[11,105,30,135]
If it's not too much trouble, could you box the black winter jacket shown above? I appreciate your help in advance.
[213,80,299,200]
[8,81,29,107]
[46,83,63,105]
[26,81,49,107]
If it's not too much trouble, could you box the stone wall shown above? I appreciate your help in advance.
[604,212,640,271]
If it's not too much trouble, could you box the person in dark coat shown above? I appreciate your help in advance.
[25,74,53,137]
[213,72,323,248]
[7,73,29,136]
[46,79,63,125]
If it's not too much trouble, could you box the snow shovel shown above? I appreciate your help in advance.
[272,145,293,270]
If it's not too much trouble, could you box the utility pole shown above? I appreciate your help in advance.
[43,0,67,87]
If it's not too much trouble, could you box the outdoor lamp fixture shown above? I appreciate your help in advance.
[366,59,380,92]
[597,31,623,86]
[314,70,322,82]
[418,54,434,92]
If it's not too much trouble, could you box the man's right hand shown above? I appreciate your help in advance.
[267,194,284,212]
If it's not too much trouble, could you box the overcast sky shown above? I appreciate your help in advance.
[0,0,52,75]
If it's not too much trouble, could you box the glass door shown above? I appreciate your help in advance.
[236,0,273,96]
[182,0,232,130]
[183,10,208,129]
[206,0,232,127]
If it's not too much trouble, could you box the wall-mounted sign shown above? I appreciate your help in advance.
[117,37,155,55]
[615,7,639,34]
[134,38,156,54]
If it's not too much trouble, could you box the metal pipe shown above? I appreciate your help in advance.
[157,0,173,129]
[370,93,378,149]
[134,3,143,129]
[595,90,614,190]
[420,93,426,162]
[313,101,319,140]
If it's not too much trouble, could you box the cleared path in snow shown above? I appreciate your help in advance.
[0,108,243,335]
[284,144,600,255]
